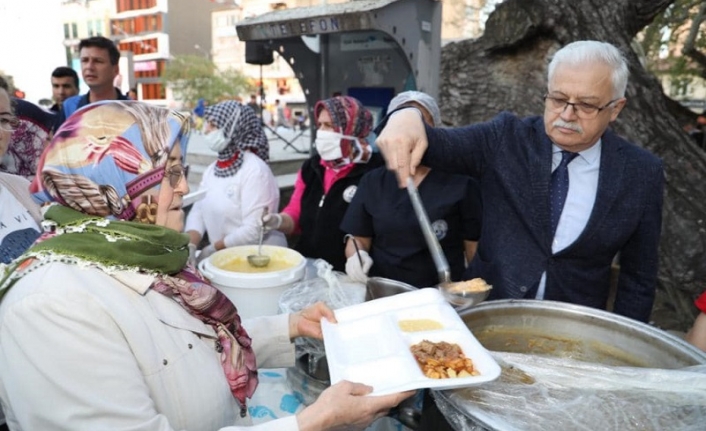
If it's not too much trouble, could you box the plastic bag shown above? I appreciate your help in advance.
[279,259,366,313]
[280,259,366,394]
[433,351,706,431]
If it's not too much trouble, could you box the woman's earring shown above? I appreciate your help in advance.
[136,195,159,224]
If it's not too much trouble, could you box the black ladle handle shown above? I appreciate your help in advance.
[343,234,364,267]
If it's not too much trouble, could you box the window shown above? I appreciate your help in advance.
[141,82,165,100]
[94,19,103,36]
[64,23,70,39]
[87,20,94,37]
[71,23,78,39]
[117,0,156,13]
[118,37,159,55]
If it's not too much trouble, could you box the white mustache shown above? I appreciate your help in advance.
[553,120,583,133]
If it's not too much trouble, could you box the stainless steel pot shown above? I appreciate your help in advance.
[460,299,706,368]
[434,299,706,430]
[365,276,417,301]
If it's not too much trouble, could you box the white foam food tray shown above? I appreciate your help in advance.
[183,189,208,207]
[321,288,501,396]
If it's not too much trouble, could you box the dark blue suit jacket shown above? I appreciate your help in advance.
[423,112,664,322]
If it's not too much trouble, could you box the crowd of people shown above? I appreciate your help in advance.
[0,34,705,431]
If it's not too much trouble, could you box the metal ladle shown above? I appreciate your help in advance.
[406,177,489,310]
[247,208,271,268]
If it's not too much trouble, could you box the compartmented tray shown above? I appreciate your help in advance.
[321,288,501,396]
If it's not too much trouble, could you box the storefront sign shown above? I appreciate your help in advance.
[134,61,157,72]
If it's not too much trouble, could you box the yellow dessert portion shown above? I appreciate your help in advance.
[398,319,444,332]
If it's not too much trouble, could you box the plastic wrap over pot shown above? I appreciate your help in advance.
[433,352,706,431]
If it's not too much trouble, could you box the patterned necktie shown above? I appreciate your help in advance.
[550,151,579,236]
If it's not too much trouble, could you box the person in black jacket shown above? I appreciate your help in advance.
[376,39,664,431]
[376,40,663,324]
[263,96,384,271]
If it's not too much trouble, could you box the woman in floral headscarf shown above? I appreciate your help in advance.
[186,100,284,263]
[0,79,42,264]
[0,97,55,180]
[0,100,409,430]
[262,96,384,271]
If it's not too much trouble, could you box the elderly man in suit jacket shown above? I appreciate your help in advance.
[376,40,664,324]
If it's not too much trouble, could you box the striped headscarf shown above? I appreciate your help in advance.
[313,96,373,168]
[204,101,269,178]
[30,100,190,221]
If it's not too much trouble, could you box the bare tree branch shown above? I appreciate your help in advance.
[626,0,676,35]
[682,1,706,77]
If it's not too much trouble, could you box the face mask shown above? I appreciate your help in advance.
[315,130,358,161]
[204,128,229,152]
[204,110,240,153]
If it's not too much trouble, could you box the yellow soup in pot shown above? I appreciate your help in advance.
[214,255,296,273]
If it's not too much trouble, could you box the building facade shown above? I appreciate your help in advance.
[210,0,499,106]
[61,0,218,105]
[59,0,503,107]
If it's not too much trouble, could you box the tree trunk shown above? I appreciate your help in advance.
[438,0,706,331]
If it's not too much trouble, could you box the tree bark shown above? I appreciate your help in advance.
[438,0,706,330]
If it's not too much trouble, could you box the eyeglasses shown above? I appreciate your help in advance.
[165,164,189,188]
[544,95,619,119]
[0,116,19,132]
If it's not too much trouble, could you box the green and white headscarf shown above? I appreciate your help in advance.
[1,100,259,414]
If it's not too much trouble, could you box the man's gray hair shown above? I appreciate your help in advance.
[548,41,629,99]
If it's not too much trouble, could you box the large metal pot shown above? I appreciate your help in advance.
[365,276,417,301]
[460,299,706,367]
[434,300,706,430]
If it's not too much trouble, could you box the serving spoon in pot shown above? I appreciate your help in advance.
[406,177,490,310]
[247,208,271,268]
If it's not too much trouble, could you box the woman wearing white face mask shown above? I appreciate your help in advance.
[262,96,384,271]
[186,101,285,262]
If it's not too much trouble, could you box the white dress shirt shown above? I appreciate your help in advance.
[535,140,601,299]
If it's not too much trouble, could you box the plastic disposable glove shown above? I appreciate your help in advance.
[188,243,197,267]
[345,249,373,283]
[196,244,217,265]
[262,213,283,232]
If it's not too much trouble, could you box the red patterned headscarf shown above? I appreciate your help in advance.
[314,96,372,138]
[313,96,373,168]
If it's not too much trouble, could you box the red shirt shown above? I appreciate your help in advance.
[696,291,706,313]
[282,161,356,234]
